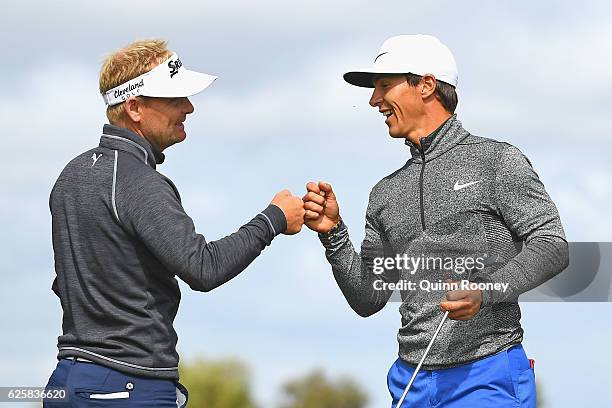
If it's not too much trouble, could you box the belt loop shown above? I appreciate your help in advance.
[176,382,189,408]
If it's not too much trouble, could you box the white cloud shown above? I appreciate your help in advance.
[1,1,438,35]
[199,45,381,137]
[584,169,611,198]
[0,60,104,186]
[458,19,612,141]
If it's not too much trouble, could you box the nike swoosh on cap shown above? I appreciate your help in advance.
[374,52,388,62]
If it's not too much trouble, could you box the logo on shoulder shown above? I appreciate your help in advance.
[168,58,183,78]
[91,152,102,167]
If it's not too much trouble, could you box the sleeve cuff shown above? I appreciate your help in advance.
[471,273,493,308]
[261,204,287,236]
[318,218,349,250]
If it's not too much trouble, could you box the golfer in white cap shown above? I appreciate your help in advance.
[44,39,306,407]
[303,34,568,407]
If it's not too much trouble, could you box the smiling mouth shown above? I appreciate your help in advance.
[381,110,393,121]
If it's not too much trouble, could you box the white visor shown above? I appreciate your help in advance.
[102,53,217,106]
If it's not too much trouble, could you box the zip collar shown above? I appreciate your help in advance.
[99,124,165,169]
[405,114,469,163]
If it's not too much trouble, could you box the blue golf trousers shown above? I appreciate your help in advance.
[43,358,188,407]
[388,344,536,407]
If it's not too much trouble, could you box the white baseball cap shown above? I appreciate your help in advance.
[102,53,217,106]
[344,34,458,88]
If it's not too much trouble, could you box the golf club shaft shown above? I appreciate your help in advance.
[394,310,449,408]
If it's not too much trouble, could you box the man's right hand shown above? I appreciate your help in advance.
[303,181,340,233]
[271,190,305,235]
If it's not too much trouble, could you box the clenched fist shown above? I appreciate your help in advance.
[271,189,305,235]
[440,281,482,321]
[302,181,340,233]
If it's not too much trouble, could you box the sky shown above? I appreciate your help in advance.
[1,1,611,407]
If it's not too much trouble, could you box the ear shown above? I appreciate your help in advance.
[420,74,437,99]
[124,96,145,123]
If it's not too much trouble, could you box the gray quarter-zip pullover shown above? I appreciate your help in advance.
[319,115,569,369]
[50,124,287,380]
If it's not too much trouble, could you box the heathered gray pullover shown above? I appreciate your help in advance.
[319,115,569,369]
[50,124,287,380]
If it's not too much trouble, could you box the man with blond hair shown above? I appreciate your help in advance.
[43,39,305,407]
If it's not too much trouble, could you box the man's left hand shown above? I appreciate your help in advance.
[440,282,482,321]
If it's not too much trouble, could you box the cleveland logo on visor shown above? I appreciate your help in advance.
[112,78,145,100]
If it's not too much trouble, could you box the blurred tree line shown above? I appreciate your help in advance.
[33,358,547,407]
[179,357,368,408]
[179,356,548,407]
